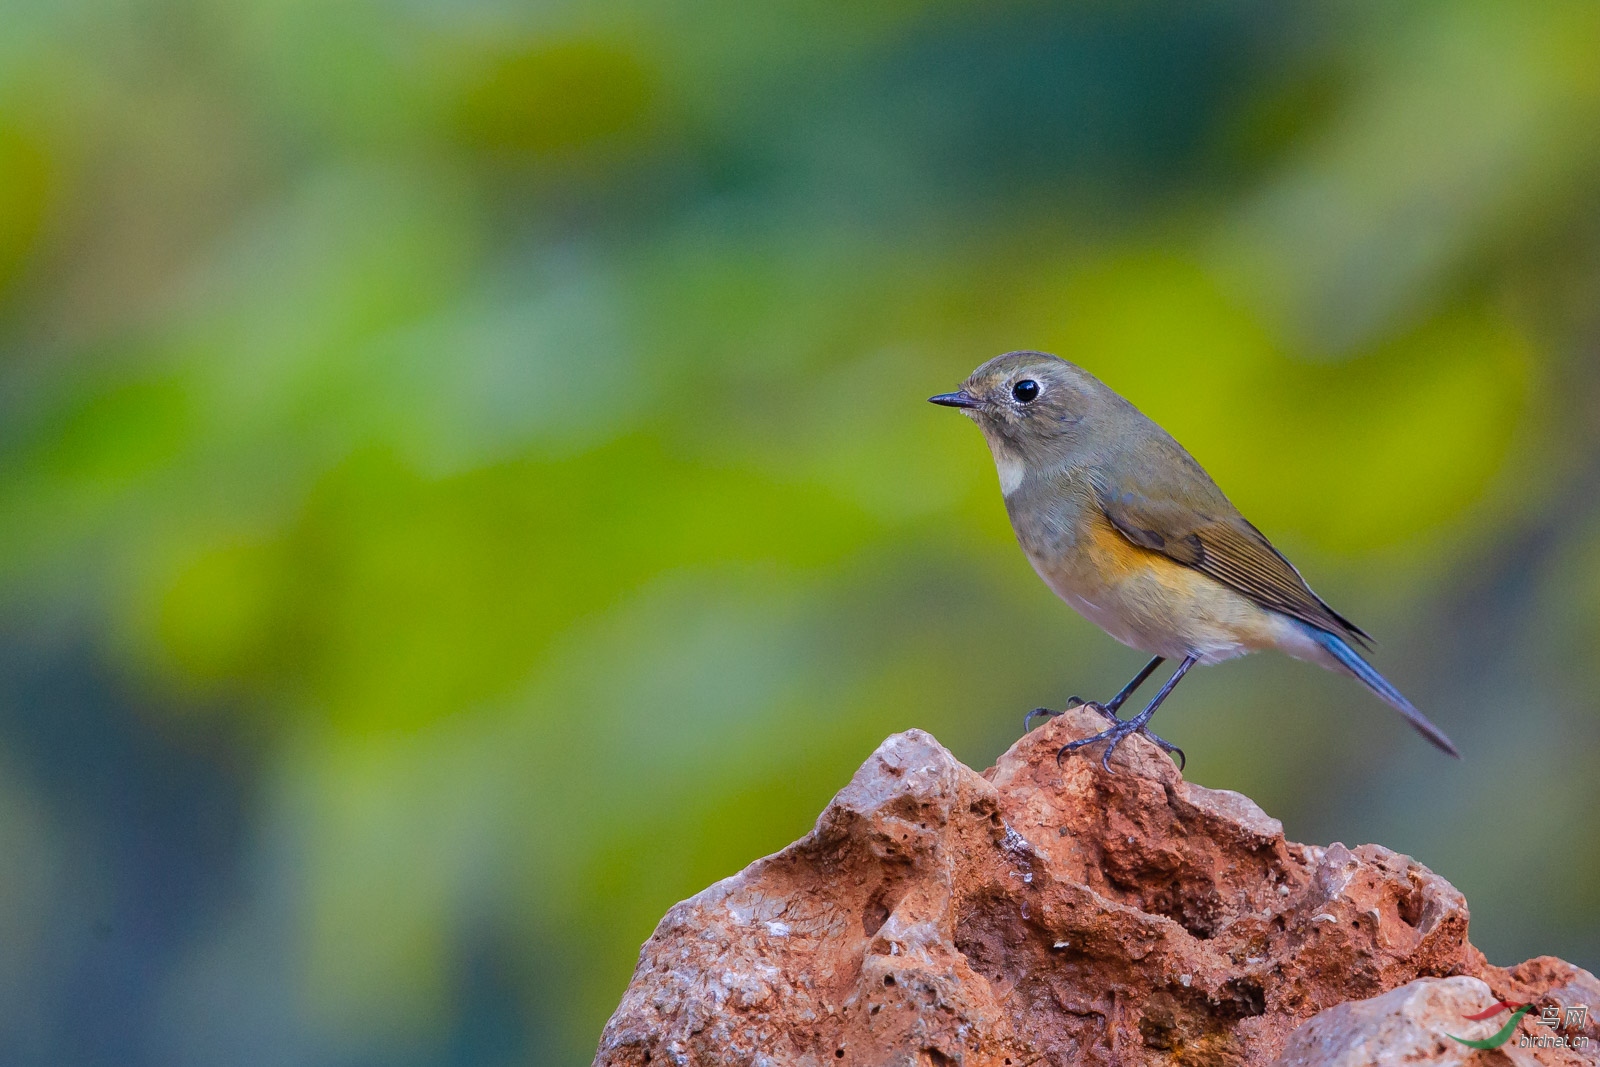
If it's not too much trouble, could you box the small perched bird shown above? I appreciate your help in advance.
[931,350,1459,771]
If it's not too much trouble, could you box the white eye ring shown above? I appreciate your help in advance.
[1011,379,1040,403]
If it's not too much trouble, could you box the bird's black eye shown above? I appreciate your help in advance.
[1011,379,1040,404]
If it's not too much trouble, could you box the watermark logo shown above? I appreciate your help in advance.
[1448,999,1590,1051]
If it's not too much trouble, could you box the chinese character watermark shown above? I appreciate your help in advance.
[1448,999,1591,1051]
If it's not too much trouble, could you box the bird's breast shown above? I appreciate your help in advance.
[1018,503,1285,663]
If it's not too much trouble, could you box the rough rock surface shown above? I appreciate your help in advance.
[594,709,1599,1066]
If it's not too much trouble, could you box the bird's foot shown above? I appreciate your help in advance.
[1022,707,1059,732]
[1075,698,1122,725]
[1024,697,1120,734]
[1141,729,1186,773]
[1056,719,1186,774]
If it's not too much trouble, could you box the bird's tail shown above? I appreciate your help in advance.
[1304,626,1461,758]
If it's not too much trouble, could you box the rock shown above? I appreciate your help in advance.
[593,709,1598,1066]
[1269,975,1594,1067]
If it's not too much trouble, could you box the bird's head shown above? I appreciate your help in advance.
[929,351,1112,474]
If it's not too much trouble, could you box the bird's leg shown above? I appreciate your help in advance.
[1025,655,1165,732]
[1099,655,1165,716]
[1057,655,1196,773]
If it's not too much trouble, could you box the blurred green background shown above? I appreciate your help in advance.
[1,0,1598,1063]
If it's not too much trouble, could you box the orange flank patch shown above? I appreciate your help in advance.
[1063,512,1287,659]
[1083,512,1180,582]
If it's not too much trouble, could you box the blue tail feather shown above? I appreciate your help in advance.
[1304,626,1460,758]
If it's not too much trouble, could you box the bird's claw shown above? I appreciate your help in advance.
[1026,697,1126,734]
[1055,720,1185,774]
[1075,699,1121,724]
[1023,707,1061,732]
[1143,731,1186,772]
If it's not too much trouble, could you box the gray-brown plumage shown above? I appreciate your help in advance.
[931,350,1458,767]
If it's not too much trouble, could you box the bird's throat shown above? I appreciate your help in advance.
[989,444,1026,496]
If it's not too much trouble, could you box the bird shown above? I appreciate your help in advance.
[929,350,1459,772]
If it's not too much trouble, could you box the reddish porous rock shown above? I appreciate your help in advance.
[593,709,1598,1066]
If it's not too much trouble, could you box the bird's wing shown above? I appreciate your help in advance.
[1094,476,1371,647]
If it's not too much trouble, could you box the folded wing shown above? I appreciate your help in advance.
[1094,476,1371,648]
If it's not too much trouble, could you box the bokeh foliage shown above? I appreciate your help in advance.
[1,1,1598,1064]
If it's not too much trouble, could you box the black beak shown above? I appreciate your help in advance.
[928,390,980,409]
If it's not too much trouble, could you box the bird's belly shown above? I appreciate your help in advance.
[1027,520,1287,665]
